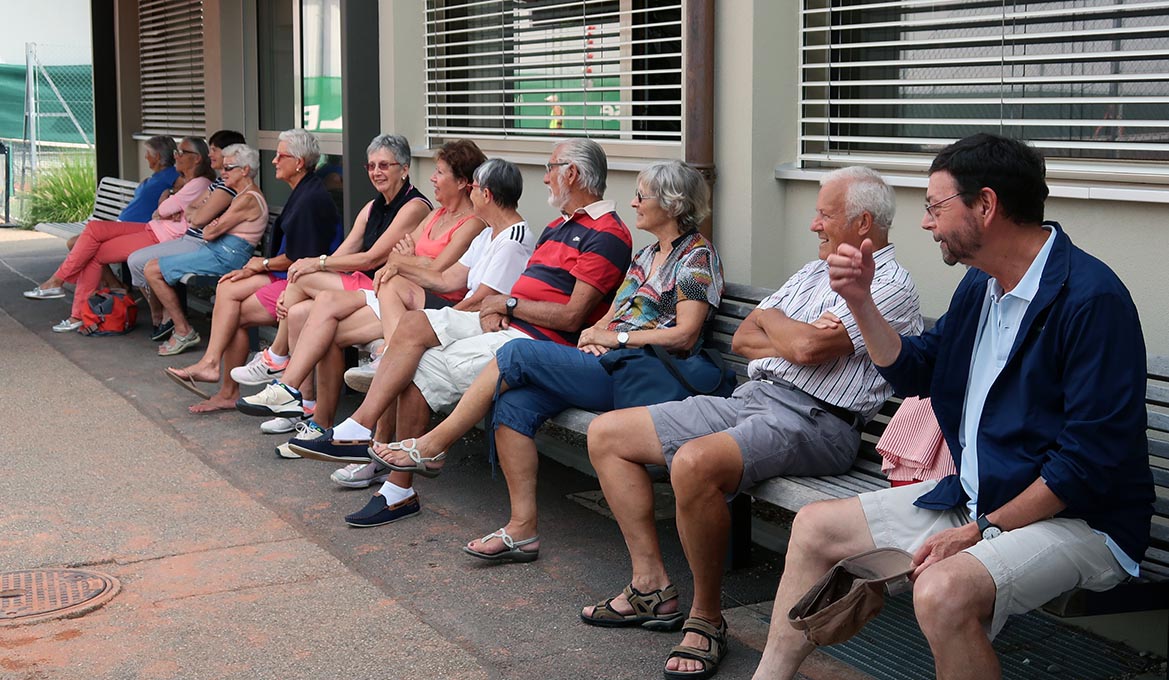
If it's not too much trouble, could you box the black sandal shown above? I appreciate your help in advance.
[662,616,728,680]
[580,584,685,631]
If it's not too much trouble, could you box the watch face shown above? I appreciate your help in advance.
[982,526,1003,541]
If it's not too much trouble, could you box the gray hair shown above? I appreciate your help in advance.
[821,166,895,232]
[145,136,177,167]
[278,128,321,169]
[555,138,607,197]
[474,158,523,210]
[638,160,710,232]
[221,143,260,179]
[367,134,411,167]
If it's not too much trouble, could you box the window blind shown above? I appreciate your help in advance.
[139,0,205,137]
[425,0,683,147]
[800,1,1169,181]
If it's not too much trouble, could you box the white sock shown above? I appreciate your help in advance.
[266,348,288,362]
[332,418,372,441]
[377,481,415,502]
[302,399,317,410]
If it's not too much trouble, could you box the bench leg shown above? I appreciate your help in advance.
[727,494,752,570]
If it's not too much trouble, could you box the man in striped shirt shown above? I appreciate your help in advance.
[584,166,921,679]
[288,138,633,527]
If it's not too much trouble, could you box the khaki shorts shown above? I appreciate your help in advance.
[412,307,529,410]
[860,480,1129,637]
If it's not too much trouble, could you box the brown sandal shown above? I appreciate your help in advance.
[663,616,728,680]
[580,584,684,631]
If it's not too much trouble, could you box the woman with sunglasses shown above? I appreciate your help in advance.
[147,144,270,355]
[24,136,216,333]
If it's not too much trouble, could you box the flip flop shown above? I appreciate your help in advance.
[165,368,211,399]
[462,528,539,563]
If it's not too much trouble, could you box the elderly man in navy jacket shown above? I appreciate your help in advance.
[753,133,1154,680]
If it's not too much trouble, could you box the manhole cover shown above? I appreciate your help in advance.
[0,569,120,627]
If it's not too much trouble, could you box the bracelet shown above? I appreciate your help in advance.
[319,254,328,271]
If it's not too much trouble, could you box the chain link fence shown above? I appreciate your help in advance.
[0,42,96,226]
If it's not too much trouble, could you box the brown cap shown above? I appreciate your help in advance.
[787,547,914,646]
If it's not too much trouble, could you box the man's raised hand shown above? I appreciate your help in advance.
[828,238,876,306]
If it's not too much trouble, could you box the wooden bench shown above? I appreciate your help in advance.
[34,176,139,240]
[526,283,1169,618]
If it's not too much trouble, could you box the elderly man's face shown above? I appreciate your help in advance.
[811,179,863,261]
[544,147,571,212]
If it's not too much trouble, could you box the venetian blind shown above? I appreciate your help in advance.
[800,1,1169,181]
[425,0,683,148]
[139,0,206,137]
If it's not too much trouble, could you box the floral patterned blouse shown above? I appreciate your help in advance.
[606,229,724,347]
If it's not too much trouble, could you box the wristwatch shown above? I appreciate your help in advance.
[262,258,270,271]
[976,514,1003,541]
[505,297,518,318]
[616,331,630,348]
[319,254,328,271]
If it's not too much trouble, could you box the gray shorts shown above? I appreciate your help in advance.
[647,379,861,496]
[860,480,1129,637]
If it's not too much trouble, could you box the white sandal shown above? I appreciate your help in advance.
[369,438,447,478]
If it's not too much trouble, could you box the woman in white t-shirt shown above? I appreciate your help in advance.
[259,159,537,441]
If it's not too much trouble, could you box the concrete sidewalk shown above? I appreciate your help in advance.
[3,231,876,679]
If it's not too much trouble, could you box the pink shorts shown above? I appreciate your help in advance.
[253,276,289,319]
[339,271,375,291]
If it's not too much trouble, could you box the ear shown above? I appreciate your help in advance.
[978,187,998,225]
[855,210,873,237]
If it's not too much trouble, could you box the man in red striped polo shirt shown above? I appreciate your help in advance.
[288,138,633,527]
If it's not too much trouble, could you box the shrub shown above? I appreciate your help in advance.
[21,154,96,227]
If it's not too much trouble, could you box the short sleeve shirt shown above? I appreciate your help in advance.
[460,221,537,297]
[607,230,724,345]
[746,244,922,420]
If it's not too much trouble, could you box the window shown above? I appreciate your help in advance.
[425,0,683,151]
[138,0,205,137]
[799,1,1169,182]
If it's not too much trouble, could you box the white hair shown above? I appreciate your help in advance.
[820,166,895,232]
[278,128,321,169]
[221,143,260,178]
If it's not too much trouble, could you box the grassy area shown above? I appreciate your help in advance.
[18,153,95,228]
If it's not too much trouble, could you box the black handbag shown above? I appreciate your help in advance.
[598,344,737,409]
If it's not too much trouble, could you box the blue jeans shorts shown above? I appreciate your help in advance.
[157,233,255,285]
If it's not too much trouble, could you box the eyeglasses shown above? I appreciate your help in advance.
[365,161,402,172]
[635,190,657,202]
[274,151,296,162]
[545,161,569,173]
[222,164,243,172]
[175,148,199,157]
[924,192,965,220]
[470,182,484,192]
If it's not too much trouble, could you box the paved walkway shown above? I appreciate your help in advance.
[0,231,870,679]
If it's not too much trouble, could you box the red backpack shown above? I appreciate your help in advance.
[79,288,139,336]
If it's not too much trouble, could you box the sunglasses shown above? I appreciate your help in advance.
[366,161,403,172]
[222,164,243,172]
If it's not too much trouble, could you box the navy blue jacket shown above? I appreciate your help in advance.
[267,173,341,270]
[881,223,1153,564]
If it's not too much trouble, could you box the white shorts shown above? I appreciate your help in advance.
[860,480,1129,637]
[412,307,529,410]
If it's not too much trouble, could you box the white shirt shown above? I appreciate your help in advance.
[460,221,536,298]
[747,244,922,421]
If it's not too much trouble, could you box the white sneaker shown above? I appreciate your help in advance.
[236,381,303,417]
[330,462,391,488]
[344,353,380,393]
[276,421,325,459]
[230,349,288,386]
[260,407,315,435]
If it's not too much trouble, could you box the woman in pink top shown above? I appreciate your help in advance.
[25,137,216,332]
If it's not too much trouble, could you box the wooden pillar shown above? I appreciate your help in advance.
[683,0,716,239]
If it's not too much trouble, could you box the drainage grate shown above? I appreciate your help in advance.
[818,592,1165,680]
[0,569,120,627]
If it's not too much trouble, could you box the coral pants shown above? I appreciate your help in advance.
[54,220,159,319]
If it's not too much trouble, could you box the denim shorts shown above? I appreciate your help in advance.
[158,233,255,285]
[492,339,616,438]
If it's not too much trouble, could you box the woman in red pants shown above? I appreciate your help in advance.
[24,137,216,332]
